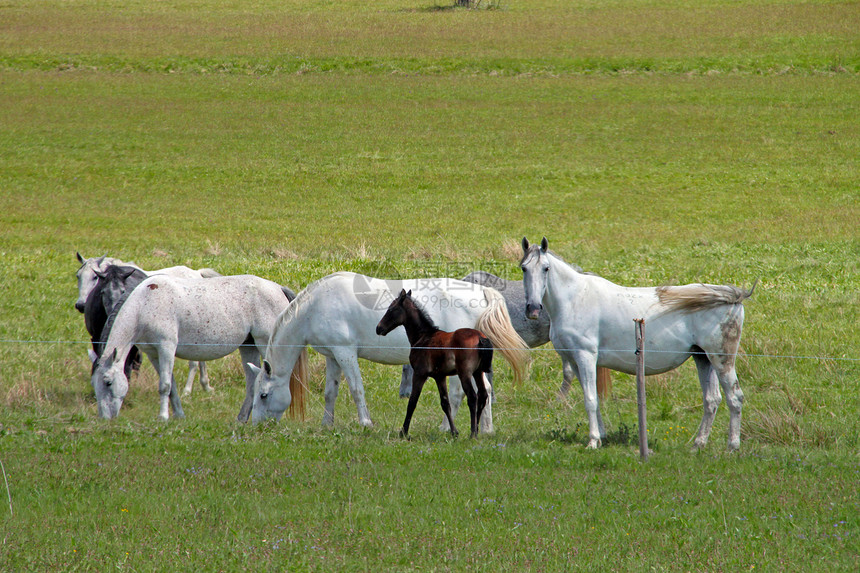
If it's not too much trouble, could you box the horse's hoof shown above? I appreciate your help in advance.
[586,438,601,449]
[399,429,410,440]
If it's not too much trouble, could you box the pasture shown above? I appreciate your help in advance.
[1,0,858,570]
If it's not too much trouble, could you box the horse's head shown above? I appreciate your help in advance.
[75,253,108,313]
[375,289,412,336]
[250,360,291,423]
[100,266,143,314]
[521,237,550,320]
[91,348,129,419]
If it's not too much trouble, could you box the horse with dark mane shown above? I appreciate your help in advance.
[376,289,493,439]
[84,265,146,379]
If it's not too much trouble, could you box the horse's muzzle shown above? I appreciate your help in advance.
[74,301,86,313]
[526,303,542,320]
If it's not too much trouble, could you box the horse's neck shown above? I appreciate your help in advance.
[545,255,584,314]
[102,299,143,363]
[402,307,438,346]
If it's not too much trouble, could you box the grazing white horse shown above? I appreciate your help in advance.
[250,272,529,431]
[75,252,221,394]
[91,274,306,421]
[521,237,755,451]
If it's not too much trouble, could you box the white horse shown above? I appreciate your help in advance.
[250,271,530,432]
[521,237,755,451]
[91,274,306,421]
[75,252,221,394]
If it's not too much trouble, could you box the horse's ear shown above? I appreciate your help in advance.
[121,267,137,280]
[247,363,261,377]
[540,237,548,253]
[522,237,529,252]
[88,349,99,364]
[94,268,106,279]
[263,360,272,376]
[76,252,85,264]
[103,348,117,367]
[406,289,412,297]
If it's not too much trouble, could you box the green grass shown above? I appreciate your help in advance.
[1,0,858,570]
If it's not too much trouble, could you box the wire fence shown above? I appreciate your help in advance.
[1,339,857,363]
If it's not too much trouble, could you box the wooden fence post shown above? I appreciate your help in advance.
[634,318,648,461]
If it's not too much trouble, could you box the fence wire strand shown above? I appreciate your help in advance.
[1,339,857,362]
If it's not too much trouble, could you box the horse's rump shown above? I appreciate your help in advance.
[656,281,756,313]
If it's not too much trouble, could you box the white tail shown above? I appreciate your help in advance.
[476,287,530,384]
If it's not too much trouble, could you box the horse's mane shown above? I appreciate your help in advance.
[272,274,331,333]
[403,294,440,333]
[99,288,134,347]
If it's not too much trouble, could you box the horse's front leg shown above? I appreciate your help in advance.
[333,348,373,427]
[435,376,458,438]
[152,348,183,421]
[569,350,602,448]
[401,374,427,438]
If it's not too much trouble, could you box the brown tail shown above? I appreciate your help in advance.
[287,348,309,421]
[477,287,530,384]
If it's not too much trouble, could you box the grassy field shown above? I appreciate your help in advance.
[1,0,858,570]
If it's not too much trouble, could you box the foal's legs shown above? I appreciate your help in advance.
[401,374,427,438]
[435,376,458,438]
[442,374,494,434]
[458,370,480,437]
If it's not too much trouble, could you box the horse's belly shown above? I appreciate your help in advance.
[599,350,690,376]
[174,343,240,361]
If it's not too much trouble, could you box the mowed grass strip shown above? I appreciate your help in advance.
[1,0,857,74]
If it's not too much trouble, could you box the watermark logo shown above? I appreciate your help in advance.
[350,262,515,311]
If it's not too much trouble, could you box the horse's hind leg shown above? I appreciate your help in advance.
[435,376,458,438]
[692,353,721,450]
[399,364,413,398]
[151,350,183,421]
[714,356,744,452]
[197,361,212,392]
[183,361,213,396]
[182,361,198,396]
[323,356,343,426]
[458,370,479,437]
[333,347,373,427]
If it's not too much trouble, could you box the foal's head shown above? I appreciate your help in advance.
[375,289,414,336]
